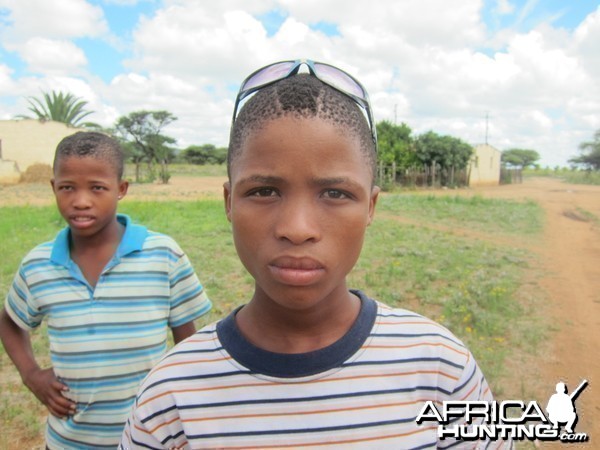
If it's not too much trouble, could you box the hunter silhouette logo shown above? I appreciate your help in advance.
[416,379,590,443]
[547,380,588,435]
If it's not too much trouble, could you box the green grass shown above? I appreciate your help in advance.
[575,207,600,226]
[561,170,600,185]
[378,194,544,235]
[524,168,600,185]
[0,195,545,446]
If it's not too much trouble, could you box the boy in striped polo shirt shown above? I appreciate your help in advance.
[0,131,212,449]
[121,61,511,449]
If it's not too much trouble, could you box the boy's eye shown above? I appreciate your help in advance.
[92,186,107,191]
[58,185,73,191]
[249,188,278,197]
[323,189,350,200]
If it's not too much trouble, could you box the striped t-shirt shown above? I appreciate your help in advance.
[120,290,509,449]
[5,214,212,449]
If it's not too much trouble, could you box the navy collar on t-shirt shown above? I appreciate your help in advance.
[216,290,377,378]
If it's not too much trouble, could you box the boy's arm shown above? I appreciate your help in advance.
[0,308,75,418]
[171,320,196,344]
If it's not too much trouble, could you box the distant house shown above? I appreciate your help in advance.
[0,119,81,184]
[468,144,502,187]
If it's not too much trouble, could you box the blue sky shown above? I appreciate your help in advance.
[0,0,599,166]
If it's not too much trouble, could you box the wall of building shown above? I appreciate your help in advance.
[468,144,502,186]
[0,119,81,184]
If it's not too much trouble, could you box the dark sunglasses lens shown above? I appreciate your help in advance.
[242,62,297,92]
[313,63,366,99]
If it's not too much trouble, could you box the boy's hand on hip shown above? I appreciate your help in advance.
[24,367,76,418]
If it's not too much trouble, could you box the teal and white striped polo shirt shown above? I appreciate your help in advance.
[5,214,212,449]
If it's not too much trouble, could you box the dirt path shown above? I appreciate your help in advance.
[441,177,600,443]
[0,175,229,206]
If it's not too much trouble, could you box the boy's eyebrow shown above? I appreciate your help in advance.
[236,175,285,185]
[310,176,356,187]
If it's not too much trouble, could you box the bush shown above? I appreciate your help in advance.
[20,164,53,183]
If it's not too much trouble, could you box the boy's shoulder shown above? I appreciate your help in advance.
[20,239,56,266]
[374,300,468,350]
[142,230,184,254]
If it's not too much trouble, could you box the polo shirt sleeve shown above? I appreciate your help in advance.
[5,265,44,331]
[167,243,212,328]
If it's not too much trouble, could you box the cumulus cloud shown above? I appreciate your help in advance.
[18,38,88,75]
[0,0,598,165]
[0,0,107,40]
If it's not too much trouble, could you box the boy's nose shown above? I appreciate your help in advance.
[72,192,92,209]
[274,199,321,245]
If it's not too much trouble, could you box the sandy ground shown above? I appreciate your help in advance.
[441,177,600,445]
[1,175,598,447]
[0,175,229,206]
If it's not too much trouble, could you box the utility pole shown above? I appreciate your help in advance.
[485,111,489,145]
[394,104,398,124]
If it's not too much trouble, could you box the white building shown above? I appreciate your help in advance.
[0,119,81,184]
[468,144,502,187]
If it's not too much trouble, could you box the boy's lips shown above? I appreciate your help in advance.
[68,215,96,228]
[268,256,325,286]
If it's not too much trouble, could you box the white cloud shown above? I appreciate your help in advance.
[0,0,107,78]
[19,38,88,75]
[126,7,269,81]
[0,0,107,40]
[0,65,16,97]
[0,1,599,166]
[107,72,232,147]
[573,7,600,78]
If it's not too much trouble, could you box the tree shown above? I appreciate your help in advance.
[569,129,600,170]
[501,148,540,168]
[115,111,177,183]
[376,121,417,168]
[413,131,473,185]
[181,144,227,165]
[17,90,97,127]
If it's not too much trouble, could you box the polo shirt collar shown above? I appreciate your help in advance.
[50,214,148,267]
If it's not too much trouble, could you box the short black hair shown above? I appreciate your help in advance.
[228,74,376,180]
[53,131,124,179]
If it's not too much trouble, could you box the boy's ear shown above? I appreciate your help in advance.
[118,180,129,200]
[50,179,56,192]
[367,185,380,226]
[223,181,232,222]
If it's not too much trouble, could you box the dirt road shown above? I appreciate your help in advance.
[445,177,599,443]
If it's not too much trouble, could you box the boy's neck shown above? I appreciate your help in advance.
[70,217,124,253]
[235,287,361,354]
[69,217,125,288]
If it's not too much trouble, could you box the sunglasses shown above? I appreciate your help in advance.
[232,59,377,149]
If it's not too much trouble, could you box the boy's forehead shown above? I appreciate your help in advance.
[54,154,119,175]
[231,116,372,182]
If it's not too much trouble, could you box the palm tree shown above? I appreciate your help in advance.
[17,90,98,128]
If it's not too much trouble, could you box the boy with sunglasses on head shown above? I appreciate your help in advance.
[0,131,212,449]
[120,60,509,449]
